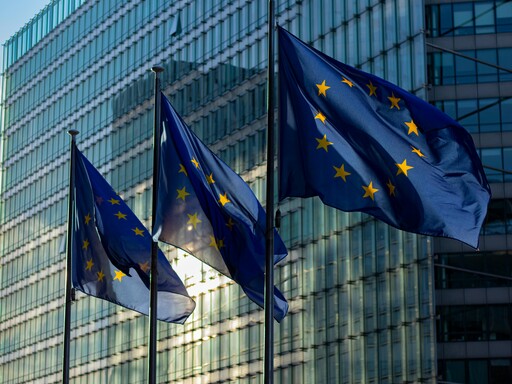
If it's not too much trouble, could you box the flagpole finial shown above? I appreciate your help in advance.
[151,66,164,73]
[68,130,79,136]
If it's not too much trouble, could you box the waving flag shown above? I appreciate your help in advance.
[153,93,288,321]
[278,27,490,248]
[72,143,195,323]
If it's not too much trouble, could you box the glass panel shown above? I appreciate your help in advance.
[497,1,512,32]
[477,49,498,82]
[444,360,466,383]
[453,2,475,35]
[439,4,454,36]
[475,2,496,34]
[480,148,503,182]
[455,50,476,83]
[490,359,512,384]
[457,99,479,133]
[485,199,507,235]
[503,148,512,182]
[479,98,500,132]
[441,52,455,85]
[499,48,512,82]
[468,360,488,384]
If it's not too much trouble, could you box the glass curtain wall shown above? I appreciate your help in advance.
[1,1,435,383]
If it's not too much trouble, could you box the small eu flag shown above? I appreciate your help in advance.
[278,27,491,248]
[72,143,195,323]
[153,93,289,321]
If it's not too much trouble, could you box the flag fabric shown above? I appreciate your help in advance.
[153,93,289,321]
[72,143,195,323]
[278,27,491,248]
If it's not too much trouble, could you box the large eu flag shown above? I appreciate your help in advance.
[278,27,490,248]
[72,143,195,323]
[153,93,289,321]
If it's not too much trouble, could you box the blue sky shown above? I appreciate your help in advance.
[0,0,50,71]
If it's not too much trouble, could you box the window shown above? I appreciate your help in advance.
[436,250,512,289]
[426,1,512,37]
[439,359,512,384]
[497,1,512,32]
[434,97,512,134]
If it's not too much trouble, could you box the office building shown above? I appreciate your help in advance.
[0,0,509,382]
[425,1,512,382]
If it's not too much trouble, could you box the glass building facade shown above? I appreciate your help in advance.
[1,0,507,383]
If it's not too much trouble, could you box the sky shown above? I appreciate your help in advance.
[0,0,51,71]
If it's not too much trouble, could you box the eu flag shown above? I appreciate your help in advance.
[153,93,289,321]
[72,143,195,323]
[278,27,490,248]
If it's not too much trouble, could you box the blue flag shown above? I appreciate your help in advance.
[72,143,195,323]
[153,93,289,322]
[278,27,490,248]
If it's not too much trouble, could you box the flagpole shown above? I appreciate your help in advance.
[264,0,276,383]
[149,66,163,384]
[63,129,79,384]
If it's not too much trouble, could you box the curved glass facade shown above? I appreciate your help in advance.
[1,1,436,383]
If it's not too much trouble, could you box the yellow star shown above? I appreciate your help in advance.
[187,213,202,229]
[82,239,90,250]
[209,236,225,251]
[405,120,419,136]
[226,217,235,231]
[209,236,218,250]
[114,270,126,282]
[84,213,91,225]
[132,227,145,237]
[176,187,190,201]
[315,111,327,124]
[316,134,333,152]
[179,164,188,176]
[85,259,94,271]
[108,197,120,205]
[411,146,425,157]
[139,261,150,273]
[341,77,353,87]
[362,181,379,200]
[333,164,351,182]
[386,179,396,196]
[206,173,215,184]
[218,193,231,206]
[191,158,200,168]
[396,159,414,176]
[367,81,377,96]
[97,270,105,282]
[388,93,401,109]
[114,211,127,220]
[316,80,330,97]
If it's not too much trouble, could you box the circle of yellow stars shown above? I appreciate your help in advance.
[310,76,427,202]
[78,194,153,286]
[174,155,240,255]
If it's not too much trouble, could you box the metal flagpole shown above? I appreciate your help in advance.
[63,129,79,383]
[148,66,164,384]
[264,0,276,383]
